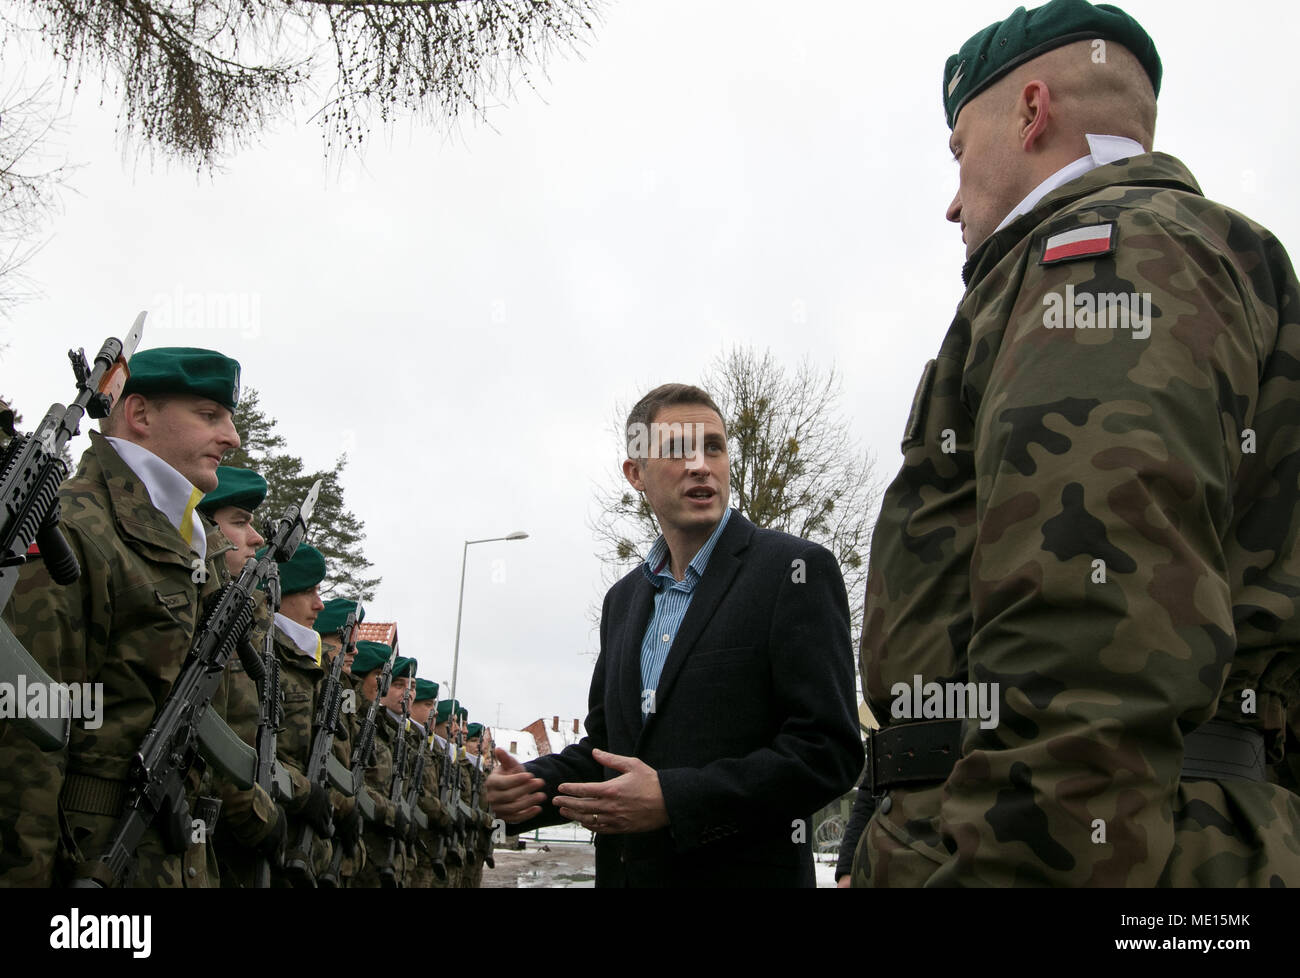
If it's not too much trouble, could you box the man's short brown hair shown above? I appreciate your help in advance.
[625,384,726,458]
[99,391,175,436]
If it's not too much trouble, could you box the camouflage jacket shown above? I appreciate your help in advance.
[857,153,1300,887]
[419,739,452,832]
[0,431,231,886]
[270,625,325,811]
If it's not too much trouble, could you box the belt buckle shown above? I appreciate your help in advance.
[865,727,881,800]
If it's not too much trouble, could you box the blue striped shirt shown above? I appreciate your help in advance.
[638,508,733,719]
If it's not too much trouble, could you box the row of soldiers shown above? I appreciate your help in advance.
[0,343,495,887]
[206,466,498,889]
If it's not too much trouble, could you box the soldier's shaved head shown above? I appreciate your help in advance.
[947,39,1157,257]
[992,40,1156,151]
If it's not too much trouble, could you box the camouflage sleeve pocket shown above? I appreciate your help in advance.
[902,359,938,449]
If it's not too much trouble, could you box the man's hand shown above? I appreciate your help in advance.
[836,875,851,888]
[484,748,547,824]
[554,749,668,835]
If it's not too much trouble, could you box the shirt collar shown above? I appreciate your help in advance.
[993,134,1146,234]
[641,507,733,588]
[274,612,322,662]
[105,436,208,563]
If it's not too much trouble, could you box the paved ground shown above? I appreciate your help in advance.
[481,842,597,888]
[480,842,840,887]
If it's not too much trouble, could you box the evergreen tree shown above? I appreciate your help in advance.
[228,387,380,600]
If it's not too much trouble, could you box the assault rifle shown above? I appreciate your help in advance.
[0,316,143,750]
[285,600,363,885]
[455,720,477,872]
[380,666,415,888]
[317,639,389,888]
[252,563,284,888]
[70,480,321,888]
[475,727,495,870]
[428,715,465,881]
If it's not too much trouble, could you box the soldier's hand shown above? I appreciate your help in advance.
[485,748,546,824]
[837,875,851,888]
[257,804,289,868]
[337,803,363,857]
[298,784,334,838]
[392,807,410,841]
[554,749,669,835]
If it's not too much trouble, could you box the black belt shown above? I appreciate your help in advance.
[866,718,1268,796]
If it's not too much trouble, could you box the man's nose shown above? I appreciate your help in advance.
[946,188,962,224]
[250,527,265,548]
[218,414,241,452]
[684,443,708,472]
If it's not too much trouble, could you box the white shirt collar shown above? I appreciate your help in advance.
[433,733,449,750]
[994,134,1146,234]
[105,436,207,563]
[274,612,321,661]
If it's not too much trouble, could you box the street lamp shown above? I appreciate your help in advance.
[448,531,528,705]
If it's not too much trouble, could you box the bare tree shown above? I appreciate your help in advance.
[589,347,881,646]
[0,78,73,314]
[1,0,603,167]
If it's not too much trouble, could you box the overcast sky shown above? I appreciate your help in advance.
[2,0,1297,733]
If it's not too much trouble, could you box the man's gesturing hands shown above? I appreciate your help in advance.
[484,749,547,823]
[555,749,668,835]
[484,747,670,835]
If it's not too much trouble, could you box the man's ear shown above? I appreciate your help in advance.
[119,393,154,440]
[1018,79,1052,151]
[622,457,645,493]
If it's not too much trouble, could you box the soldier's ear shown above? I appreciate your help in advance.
[116,393,154,440]
[1018,80,1052,152]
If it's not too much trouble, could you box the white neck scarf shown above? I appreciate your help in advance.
[105,437,207,563]
[274,612,322,664]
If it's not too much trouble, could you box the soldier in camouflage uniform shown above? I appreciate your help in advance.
[853,0,1300,887]
[462,722,496,887]
[407,678,451,888]
[315,597,366,885]
[429,697,464,888]
[0,348,246,887]
[452,706,479,888]
[349,641,404,887]
[261,542,339,885]
[199,465,291,885]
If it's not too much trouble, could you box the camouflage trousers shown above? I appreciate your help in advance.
[61,809,219,888]
[353,829,406,887]
[852,779,1300,887]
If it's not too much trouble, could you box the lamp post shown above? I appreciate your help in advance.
[448,531,528,705]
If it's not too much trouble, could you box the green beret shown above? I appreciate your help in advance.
[391,656,417,680]
[943,0,1161,129]
[457,706,469,721]
[257,542,326,595]
[352,641,393,676]
[314,598,364,635]
[414,679,439,702]
[435,699,461,724]
[124,347,242,411]
[466,723,484,738]
[198,466,267,517]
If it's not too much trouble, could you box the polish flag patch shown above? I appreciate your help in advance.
[1039,223,1116,265]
